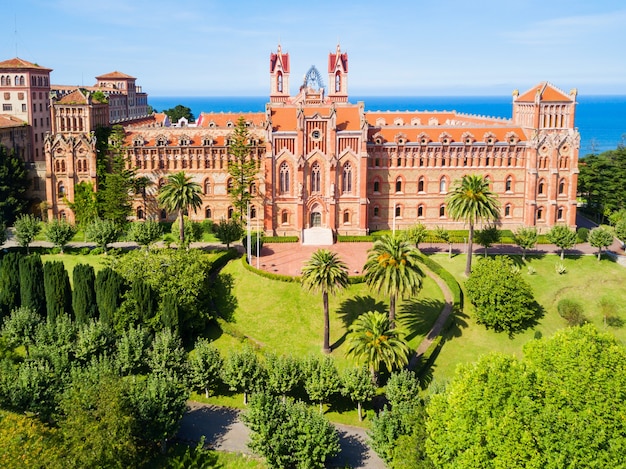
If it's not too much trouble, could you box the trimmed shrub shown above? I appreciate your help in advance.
[18,254,45,317]
[577,227,589,243]
[43,260,72,321]
[72,264,97,324]
[557,298,587,326]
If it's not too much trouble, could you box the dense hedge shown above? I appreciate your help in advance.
[262,236,299,243]
[242,255,301,283]
[207,248,241,276]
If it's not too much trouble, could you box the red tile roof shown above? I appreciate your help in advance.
[196,112,265,128]
[516,82,573,102]
[57,89,89,105]
[96,71,136,80]
[0,57,52,71]
[0,114,26,128]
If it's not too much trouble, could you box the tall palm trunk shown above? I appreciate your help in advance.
[465,223,474,276]
[322,290,331,353]
[178,208,185,246]
[389,293,396,328]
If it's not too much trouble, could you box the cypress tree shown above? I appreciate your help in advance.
[159,294,179,333]
[43,260,72,322]
[131,279,157,324]
[19,254,45,317]
[0,252,23,318]
[72,263,97,324]
[95,267,126,326]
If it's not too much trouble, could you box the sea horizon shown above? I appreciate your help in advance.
[148,94,626,155]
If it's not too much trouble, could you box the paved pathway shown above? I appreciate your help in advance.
[177,402,387,468]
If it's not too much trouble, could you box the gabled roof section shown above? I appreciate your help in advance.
[270,45,290,73]
[96,71,136,80]
[328,44,348,72]
[516,82,574,103]
[57,89,89,105]
[0,57,52,72]
[0,114,27,128]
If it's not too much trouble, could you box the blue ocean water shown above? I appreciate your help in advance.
[148,95,626,155]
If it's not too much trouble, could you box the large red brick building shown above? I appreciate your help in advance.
[5,46,581,239]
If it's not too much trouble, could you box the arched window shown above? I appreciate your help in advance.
[538,179,545,195]
[227,178,234,192]
[58,182,65,199]
[335,72,341,92]
[59,210,66,220]
[395,178,402,193]
[279,162,290,194]
[204,179,211,195]
[342,162,352,193]
[373,180,380,193]
[418,177,425,193]
[417,205,424,218]
[205,207,212,219]
[277,72,283,93]
[504,204,511,217]
[439,205,445,217]
[557,207,564,220]
[558,178,565,195]
[281,210,288,224]
[251,205,257,219]
[505,177,513,192]
[137,207,145,220]
[395,205,401,217]
[439,177,447,193]
[343,211,350,224]
[373,206,380,217]
[536,207,544,221]
[250,182,257,195]
[310,162,321,193]
[228,207,234,219]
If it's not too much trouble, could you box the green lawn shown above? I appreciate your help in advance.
[428,252,626,385]
[40,252,108,283]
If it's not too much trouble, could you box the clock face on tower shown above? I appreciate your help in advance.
[311,129,321,140]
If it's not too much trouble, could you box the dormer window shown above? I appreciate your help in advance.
[180,136,191,146]
[209,121,216,128]
[227,121,234,128]
[374,136,383,145]
[156,136,168,147]
[133,138,144,147]
[202,137,213,146]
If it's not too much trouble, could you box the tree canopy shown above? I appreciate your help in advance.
[162,104,195,123]
[227,116,260,220]
[0,144,29,225]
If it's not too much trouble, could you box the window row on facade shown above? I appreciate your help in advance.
[367,150,526,169]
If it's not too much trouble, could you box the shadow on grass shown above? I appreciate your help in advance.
[177,403,240,449]
[331,295,387,351]
[329,428,371,469]
[397,298,444,342]
[211,273,237,322]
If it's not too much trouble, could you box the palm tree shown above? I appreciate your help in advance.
[446,175,500,276]
[345,311,410,383]
[156,171,202,246]
[363,235,423,327]
[301,249,349,354]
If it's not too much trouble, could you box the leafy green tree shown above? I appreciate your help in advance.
[1,306,40,356]
[30,313,76,375]
[14,214,41,253]
[116,324,150,376]
[446,174,500,276]
[1,358,58,421]
[73,320,116,365]
[616,219,626,244]
[301,249,349,353]
[130,175,154,215]
[435,226,453,258]
[157,171,202,247]
[98,125,134,224]
[169,216,203,248]
[302,355,342,413]
[148,328,187,380]
[345,311,410,383]
[66,181,98,233]
[589,226,614,260]
[465,256,537,334]
[363,235,423,326]
[129,278,158,326]
[214,218,243,248]
[426,325,626,469]
[163,104,195,123]
[0,144,29,225]
[43,260,72,322]
[385,369,421,408]
[158,293,180,333]
[342,366,376,421]
[227,116,260,220]
[242,392,340,469]
[44,219,76,253]
[0,221,6,246]
[188,338,223,398]
[547,224,578,259]
[19,254,45,317]
[72,264,97,324]
[128,372,189,454]
[86,217,120,253]
[221,346,265,405]
[513,226,538,260]
[264,353,302,403]
[405,223,428,249]
[0,252,22,318]
[474,225,501,257]
[95,267,126,325]
[127,219,163,250]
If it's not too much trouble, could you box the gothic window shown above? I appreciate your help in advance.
[373,180,380,193]
[439,204,445,217]
[250,182,257,195]
[227,178,234,192]
[343,211,350,224]
[439,177,447,193]
[395,205,401,217]
[251,205,257,219]
[281,210,289,224]
[373,206,380,217]
[58,182,65,199]
[205,207,212,219]
[335,72,341,92]
[311,162,321,193]
[558,178,565,195]
[505,204,511,217]
[342,162,353,193]
[536,207,544,221]
[505,177,513,192]
[418,177,425,193]
[137,207,145,220]
[538,179,545,196]
[277,72,283,92]
[417,205,424,218]
[204,179,211,195]
[279,162,290,194]
[557,207,564,220]
[228,207,234,219]
[395,178,402,193]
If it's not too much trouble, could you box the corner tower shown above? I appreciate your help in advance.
[327,44,348,103]
[270,45,290,103]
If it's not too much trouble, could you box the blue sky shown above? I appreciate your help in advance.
[2,0,625,97]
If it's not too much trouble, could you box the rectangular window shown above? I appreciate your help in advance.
[2,103,12,111]
[22,104,26,112]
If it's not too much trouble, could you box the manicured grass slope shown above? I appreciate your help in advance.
[430,253,626,384]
